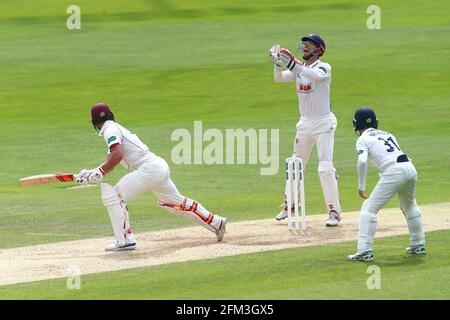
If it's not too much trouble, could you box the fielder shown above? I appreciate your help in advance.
[269,34,342,226]
[347,107,426,261]
[76,103,227,251]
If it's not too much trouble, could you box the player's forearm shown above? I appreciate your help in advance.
[274,65,295,82]
[100,155,121,174]
[357,158,368,191]
[100,146,124,174]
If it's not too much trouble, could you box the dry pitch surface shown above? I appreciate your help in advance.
[0,202,449,286]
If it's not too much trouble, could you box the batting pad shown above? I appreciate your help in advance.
[318,161,341,213]
[159,198,221,232]
[101,183,128,245]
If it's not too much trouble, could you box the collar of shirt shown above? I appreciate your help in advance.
[362,128,376,136]
[99,120,114,137]
[306,59,321,69]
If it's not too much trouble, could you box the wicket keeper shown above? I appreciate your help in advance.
[269,34,342,226]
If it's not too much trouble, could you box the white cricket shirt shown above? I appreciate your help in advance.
[274,59,332,118]
[356,128,405,172]
[99,120,156,170]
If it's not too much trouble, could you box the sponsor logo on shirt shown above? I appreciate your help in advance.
[107,136,117,144]
[299,84,312,92]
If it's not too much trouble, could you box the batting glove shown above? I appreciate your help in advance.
[75,169,90,185]
[76,167,105,184]
[278,48,303,74]
[86,166,105,184]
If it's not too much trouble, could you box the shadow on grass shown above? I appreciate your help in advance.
[374,254,427,268]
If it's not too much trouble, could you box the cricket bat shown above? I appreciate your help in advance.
[19,173,78,187]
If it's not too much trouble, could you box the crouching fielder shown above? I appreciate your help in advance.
[347,107,425,261]
[76,103,227,251]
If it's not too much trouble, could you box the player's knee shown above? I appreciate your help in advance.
[112,185,133,205]
[155,161,170,178]
[292,149,303,160]
[318,160,334,173]
[360,210,377,223]
[361,199,380,215]
[401,205,421,220]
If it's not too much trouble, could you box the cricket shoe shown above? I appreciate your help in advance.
[326,210,342,227]
[405,243,426,255]
[347,249,374,262]
[275,210,288,221]
[105,235,137,251]
[216,217,227,242]
[275,204,298,221]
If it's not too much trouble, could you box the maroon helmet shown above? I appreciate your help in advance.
[91,102,114,129]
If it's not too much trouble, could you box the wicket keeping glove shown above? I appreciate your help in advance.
[269,45,281,66]
[277,48,304,74]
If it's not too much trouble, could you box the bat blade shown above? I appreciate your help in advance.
[19,173,77,187]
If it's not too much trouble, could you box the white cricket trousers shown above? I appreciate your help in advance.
[113,156,223,232]
[358,161,425,253]
[291,112,341,213]
[294,112,337,167]
[115,156,184,205]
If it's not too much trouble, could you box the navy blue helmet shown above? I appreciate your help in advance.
[353,107,378,131]
[301,34,326,56]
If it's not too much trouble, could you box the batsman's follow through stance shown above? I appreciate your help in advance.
[347,108,426,261]
[269,34,342,227]
[76,103,227,251]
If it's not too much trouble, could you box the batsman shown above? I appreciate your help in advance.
[76,103,227,251]
[269,34,342,226]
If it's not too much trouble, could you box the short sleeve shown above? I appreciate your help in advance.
[103,125,122,149]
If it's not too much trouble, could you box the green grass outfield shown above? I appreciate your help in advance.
[0,0,449,299]
[2,231,449,299]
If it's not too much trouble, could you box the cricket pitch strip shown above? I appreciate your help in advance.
[0,202,449,286]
